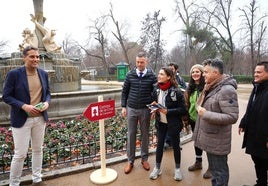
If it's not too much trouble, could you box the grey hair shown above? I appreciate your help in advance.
[202,58,224,74]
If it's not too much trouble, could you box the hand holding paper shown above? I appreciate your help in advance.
[147,103,166,113]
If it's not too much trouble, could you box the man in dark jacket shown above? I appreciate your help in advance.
[121,52,157,174]
[168,63,187,90]
[239,61,268,186]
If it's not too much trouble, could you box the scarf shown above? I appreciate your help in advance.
[158,81,172,91]
[197,74,226,106]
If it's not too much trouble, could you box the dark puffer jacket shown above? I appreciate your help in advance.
[193,76,239,155]
[153,86,187,131]
[121,68,157,109]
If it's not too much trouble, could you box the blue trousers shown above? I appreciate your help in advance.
[207,152,229,186]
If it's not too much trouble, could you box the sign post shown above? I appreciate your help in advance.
[83,96,117,184]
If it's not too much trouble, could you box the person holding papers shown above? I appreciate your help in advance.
[149,67,186,181]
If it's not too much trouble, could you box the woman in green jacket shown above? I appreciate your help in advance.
[184,64,211,179]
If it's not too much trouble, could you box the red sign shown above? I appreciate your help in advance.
[83,100,115,121]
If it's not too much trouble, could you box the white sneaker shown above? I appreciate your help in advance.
[174,168,182,181]
[149,167,162,180]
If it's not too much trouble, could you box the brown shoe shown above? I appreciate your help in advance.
[188,161,202,171]
[141,161,150,171]
[203,168,212,179]
[124,162,133,174]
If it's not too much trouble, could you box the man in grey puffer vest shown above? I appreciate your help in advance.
[193,58,239,186]
[121,52,157,174]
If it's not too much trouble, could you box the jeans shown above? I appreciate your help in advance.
[9,116,46,186]
[207,152,229,186]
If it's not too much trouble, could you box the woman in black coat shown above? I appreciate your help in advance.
[149,67,187,181]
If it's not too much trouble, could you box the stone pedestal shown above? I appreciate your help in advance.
[0,52,82,93]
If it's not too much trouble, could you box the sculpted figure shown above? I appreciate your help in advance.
[31,14,61,53]
[19,28,38,51]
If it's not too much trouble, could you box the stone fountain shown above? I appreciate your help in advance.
[0,0,122,125]
[0,0,82,93]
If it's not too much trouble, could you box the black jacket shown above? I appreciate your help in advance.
[152,85,187,131]
[239,81,268,159]
[176,73,187,89]
[121,68,157,109]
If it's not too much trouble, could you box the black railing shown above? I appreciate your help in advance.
[0,113,189,182]
[0,127,157,177]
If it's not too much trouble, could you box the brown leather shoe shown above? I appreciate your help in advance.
[124,162,133,174]
[141,161,150,171]
[188,161,202,171]
[203,168,212,179]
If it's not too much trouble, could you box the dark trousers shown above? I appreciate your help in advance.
[190,119,203,159]
[156,122,181,165]
[126,107,151,163]
[207,153,229,186]
[251,155,268,186]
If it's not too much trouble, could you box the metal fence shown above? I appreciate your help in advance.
[0,113,189,182]
[0,127,158,177]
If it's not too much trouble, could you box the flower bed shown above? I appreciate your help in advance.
[0,111,157,178]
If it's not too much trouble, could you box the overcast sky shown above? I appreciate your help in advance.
[1,0,268,54]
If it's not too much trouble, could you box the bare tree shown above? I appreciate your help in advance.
[140,10,166,72]
[78,16,110,80]
[61,34,82,57]
[0,40,8,55]
[108,41,143,69]
[240,0,267,73]
[256,22,267,62]
[174,0,200,70]
[109,3,137,68]
[201,0,236,74]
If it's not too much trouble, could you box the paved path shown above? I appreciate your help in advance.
[4,84,257,186]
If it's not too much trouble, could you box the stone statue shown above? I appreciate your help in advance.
[19,0,61,53]
[30,14,61,53]
[19,28,38,51]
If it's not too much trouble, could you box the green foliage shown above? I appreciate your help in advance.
[0,112,130,169]
[140,10,166,71]
[233,75,253,84]
[181,75,190,83]
[181,75,253,84]
[0,127,13,168]
[0,110,161,172]
[183,21,218,61]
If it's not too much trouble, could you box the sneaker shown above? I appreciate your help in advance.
[174,168,182,181]
[149,167,162,180]
[203,168,212,179]
[188,161,202,171]
[164,142,172,149]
